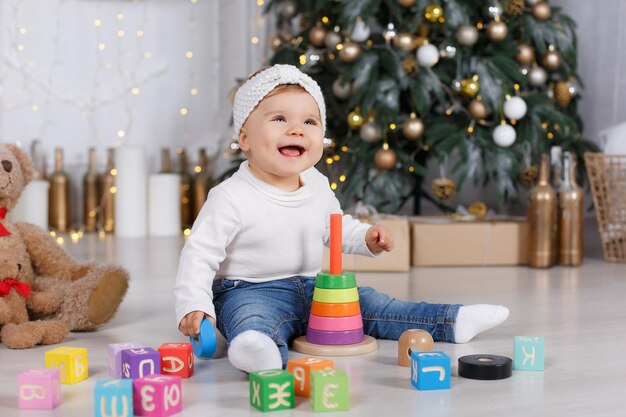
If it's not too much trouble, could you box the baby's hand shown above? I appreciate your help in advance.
[365,224,394,254]
[179,311,216,338]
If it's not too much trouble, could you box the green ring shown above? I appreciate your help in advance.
[315,272,357,289]
[312,287,359,304]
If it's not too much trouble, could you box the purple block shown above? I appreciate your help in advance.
[306,328,365,345]
[108,342,143,378]
[121,348,160,379]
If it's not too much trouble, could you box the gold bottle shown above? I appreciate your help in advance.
[83,148,99,232]
[550,146,562,265]
[161,148,172,173]
[558,152,584,266]
[99,149,116,233]
[527,154,557,268]
[177,147,193,230]
[48,148,71,232]
[192,148,213,220]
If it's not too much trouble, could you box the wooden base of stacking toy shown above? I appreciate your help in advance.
[292,335,378,356]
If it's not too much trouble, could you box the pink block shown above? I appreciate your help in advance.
[18,368,61,410]
[133,375,182,417]
[308,313,363,331]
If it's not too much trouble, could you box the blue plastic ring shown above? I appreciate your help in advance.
[190,318,216,358]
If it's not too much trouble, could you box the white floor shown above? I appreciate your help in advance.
[2,223,626,417]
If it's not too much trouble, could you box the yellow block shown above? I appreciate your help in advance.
[312,287,359,304]
[45,346,88,384]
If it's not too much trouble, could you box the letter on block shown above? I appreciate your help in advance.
[514,336,544,371]
[121,348,161,379]
[158,343,194,378]
[287,356,334,397]
[310,368,349,412]
[108,343,143,378]
[133,375,182,417]
[410,351,450,390]
[95,379,133,417]
[45,346,89,385]
[249,369,295,412]
[18,368,61,410]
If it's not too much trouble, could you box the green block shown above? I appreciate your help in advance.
[249,369,295,412]
[315,272,356,289]
[310,369,349,412]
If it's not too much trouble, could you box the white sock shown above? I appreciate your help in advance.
[228,330,282,373]
[453,304,509,343]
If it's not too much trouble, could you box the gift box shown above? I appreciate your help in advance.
[411,217,528,267]
[322,215,410,272]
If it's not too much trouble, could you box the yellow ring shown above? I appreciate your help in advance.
[312,287,359,304]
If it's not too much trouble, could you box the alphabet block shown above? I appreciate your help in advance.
[108,343,143,378]
[249,369,295,412]
[94,379,133,417]
[287,356,334,397]
[133,375,182,417]
[18,368,61,409]
[45,346,88,384]
[514,336,544,371]
[121,347,161,379]
[158,343,194,378]
[310,368,349,412]
[410,351,450,390]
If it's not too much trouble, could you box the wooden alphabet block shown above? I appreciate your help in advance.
[94,379,133,417]
[514,336,544,371]
[133,375,182,417]
[121,347,161,379]
[158,343,194,378]
[310,368,349,412]
[108,343,143,378]
[18,368,61,410]
[249,369,295,412]
[410,351,450,390]
[287,356,334,397]
[45,346,88,384]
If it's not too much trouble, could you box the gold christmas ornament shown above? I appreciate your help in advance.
[269,34,283,51]
[402,57,419,77]
[468,99,489,119]
[424,4,444,23]
[339,41,362,63]
[532,1,551,21]
[461,75,480,97]
[347,109,364,130]
[516,43,535,66]
[455,24,479,46]
[487,20,508,42]
[325,31,342,50]
[394,32,418,52]
[402,114,425,140]
[554,81,572,108]
[431,178,456,200]
[360,121,383,142]
[308,25,327,47]
[279,0,298,19]
[397,0,417,7]
[332,78,352,100]
[505,0,525,16]
[519,165,538,187]
[374,147,397,170]
[541,49,562,70]
[468,201,488,219]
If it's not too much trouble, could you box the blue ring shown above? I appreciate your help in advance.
[190,319,216,358]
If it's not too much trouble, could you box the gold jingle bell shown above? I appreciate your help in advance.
[468,201,488,219]
[347,109,364,130]
[461,75,480,98]
[519,166,538,187]
[431,178,456,200]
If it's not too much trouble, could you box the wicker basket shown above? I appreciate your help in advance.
[584,152,626,262]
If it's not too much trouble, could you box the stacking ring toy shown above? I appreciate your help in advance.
[190,318,216,358]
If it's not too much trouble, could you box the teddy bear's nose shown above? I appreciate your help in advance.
[1,160,12,173]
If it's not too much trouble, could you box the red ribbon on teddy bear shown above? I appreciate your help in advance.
[0,278,31,298]
[0,208,11,237]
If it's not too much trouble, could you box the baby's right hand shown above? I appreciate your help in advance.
[179,311,216,338]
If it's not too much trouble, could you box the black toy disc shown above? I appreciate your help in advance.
[458,354,512,380]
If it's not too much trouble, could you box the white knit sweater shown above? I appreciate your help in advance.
[174,161,374,325]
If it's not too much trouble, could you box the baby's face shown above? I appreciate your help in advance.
[239,88,324,190]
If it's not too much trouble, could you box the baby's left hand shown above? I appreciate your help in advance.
[365,225,394,254]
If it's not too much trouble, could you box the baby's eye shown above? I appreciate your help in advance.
[305,119,318,126]
[272,116,286,122]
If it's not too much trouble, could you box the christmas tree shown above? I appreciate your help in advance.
[246,0,598,213]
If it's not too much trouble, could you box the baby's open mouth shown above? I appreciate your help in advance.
[278,145,305,157]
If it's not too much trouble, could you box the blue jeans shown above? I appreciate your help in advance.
[212,276,461,366]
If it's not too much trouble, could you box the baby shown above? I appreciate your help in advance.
[175,64,509,372]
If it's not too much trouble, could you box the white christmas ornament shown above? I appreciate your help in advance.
[493,124,517,147]
[503,96,527,120]
[351,19,371,42]
[417,44,439,68]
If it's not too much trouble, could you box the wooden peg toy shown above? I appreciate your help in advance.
[398,329,434,367]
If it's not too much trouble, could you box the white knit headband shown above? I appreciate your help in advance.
[233,64,326,138]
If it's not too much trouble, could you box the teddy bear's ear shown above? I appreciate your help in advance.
[5,143,33,186]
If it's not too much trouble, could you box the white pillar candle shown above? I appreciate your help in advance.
[114,146,147,238]
[148,173,181,237]
[9,179,50,230]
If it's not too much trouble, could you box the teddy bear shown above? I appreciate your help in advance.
[0,142,129,349]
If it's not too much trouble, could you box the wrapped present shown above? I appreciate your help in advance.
[411,215,528,267]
